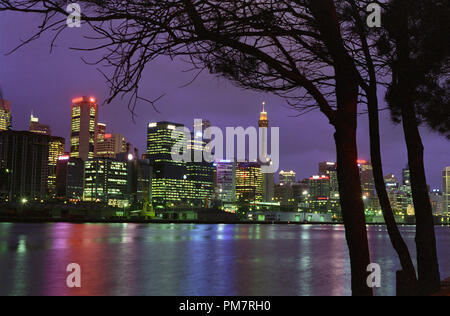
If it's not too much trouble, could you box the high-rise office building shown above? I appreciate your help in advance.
[56,155,84,200]
[215,160,236,203]
[430,189,444,216]
[95,133,127,158]
[0,100,11,131]
[28,113,65,197]
[147,122,214,208]
[259,102,274,202]
[83,157,128,207]
[443,167,450,216]
[70,96,98,161]
[29,114,51,135]
[95,123,107,151]
[279,170,296,187]
[358,160,376,198]
[0,130,50,201]
[319,161,339,196]
[47,136,65,196]
[308,175,331,200]
[236,162,263,203]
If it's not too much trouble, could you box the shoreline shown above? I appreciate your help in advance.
[1,217,449,226]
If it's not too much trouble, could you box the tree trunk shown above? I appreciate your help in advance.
[400,103,441,295]
[334,113,373,297]
[394,0,441,295]
[367,90,418,296]
[308,0,373,296]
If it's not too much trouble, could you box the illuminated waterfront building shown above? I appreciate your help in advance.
[430,189,444,216]
[0,100,11,131]
[0,130,50,201]
[47,136,65,196]
[279,170,296,187]
[56,155,84,200]
[443,167,450,216]
[236,162,263,203]
[319,161,339,197]
[358,160,376,199]
[70,96,98,161]
[147,122,214,208]
[83,157,128,207]
[215,160,236,203]
[29,114,51,135]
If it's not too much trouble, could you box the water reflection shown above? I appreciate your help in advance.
[0,223,448,296]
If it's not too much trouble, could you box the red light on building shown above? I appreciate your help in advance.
[58,155,70,161]
[357,159,368,164]
[105,134,112,139]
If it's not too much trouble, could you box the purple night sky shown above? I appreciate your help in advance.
[0,12,448,189]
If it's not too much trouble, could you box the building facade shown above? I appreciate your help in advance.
[443,167,450,216]
[0,130,50,201]
[147,122,215,209]
[215,160,236,203]
[236,162,263,203]
[70,97,98,161]
[0,100,11,131]
[83,157,128,207]
[56,155,84,200]
[95,133,127,158]
[47,136,66,197]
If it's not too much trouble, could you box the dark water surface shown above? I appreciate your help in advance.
[0,223,448,296]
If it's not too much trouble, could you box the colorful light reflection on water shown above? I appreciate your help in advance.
[0,223,448,296]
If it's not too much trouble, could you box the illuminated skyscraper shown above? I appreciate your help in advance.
[443,167,450,216]
[47,136,66,196]
[147,122,214,208]
[83,157,128,207]
[95,133,127,158]
[236,162,263,203]
[0,100,11,131]
[70,96,98,161]
[29,114,51,135]
[95,123,107,150]
[259,102,274,202]
[358,160,376,199]
[215,160,236,203]
[319,161,339,197]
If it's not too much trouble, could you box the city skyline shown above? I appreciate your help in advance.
[0,13,448,190]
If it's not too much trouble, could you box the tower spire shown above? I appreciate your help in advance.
[259,101,268,127]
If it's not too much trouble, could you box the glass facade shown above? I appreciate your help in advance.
[83,158,128,207]
[0,100,11,131]
[70,97,98,161]
[147,122,214,208]
[236,162,263,203]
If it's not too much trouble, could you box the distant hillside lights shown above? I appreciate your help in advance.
[167,119,280,174]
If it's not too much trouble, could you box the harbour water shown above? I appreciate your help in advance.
[0,223,448,296]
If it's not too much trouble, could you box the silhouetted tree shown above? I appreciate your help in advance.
[375,0,449,295]
[340,0,418,296]
[0,0,399,295]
